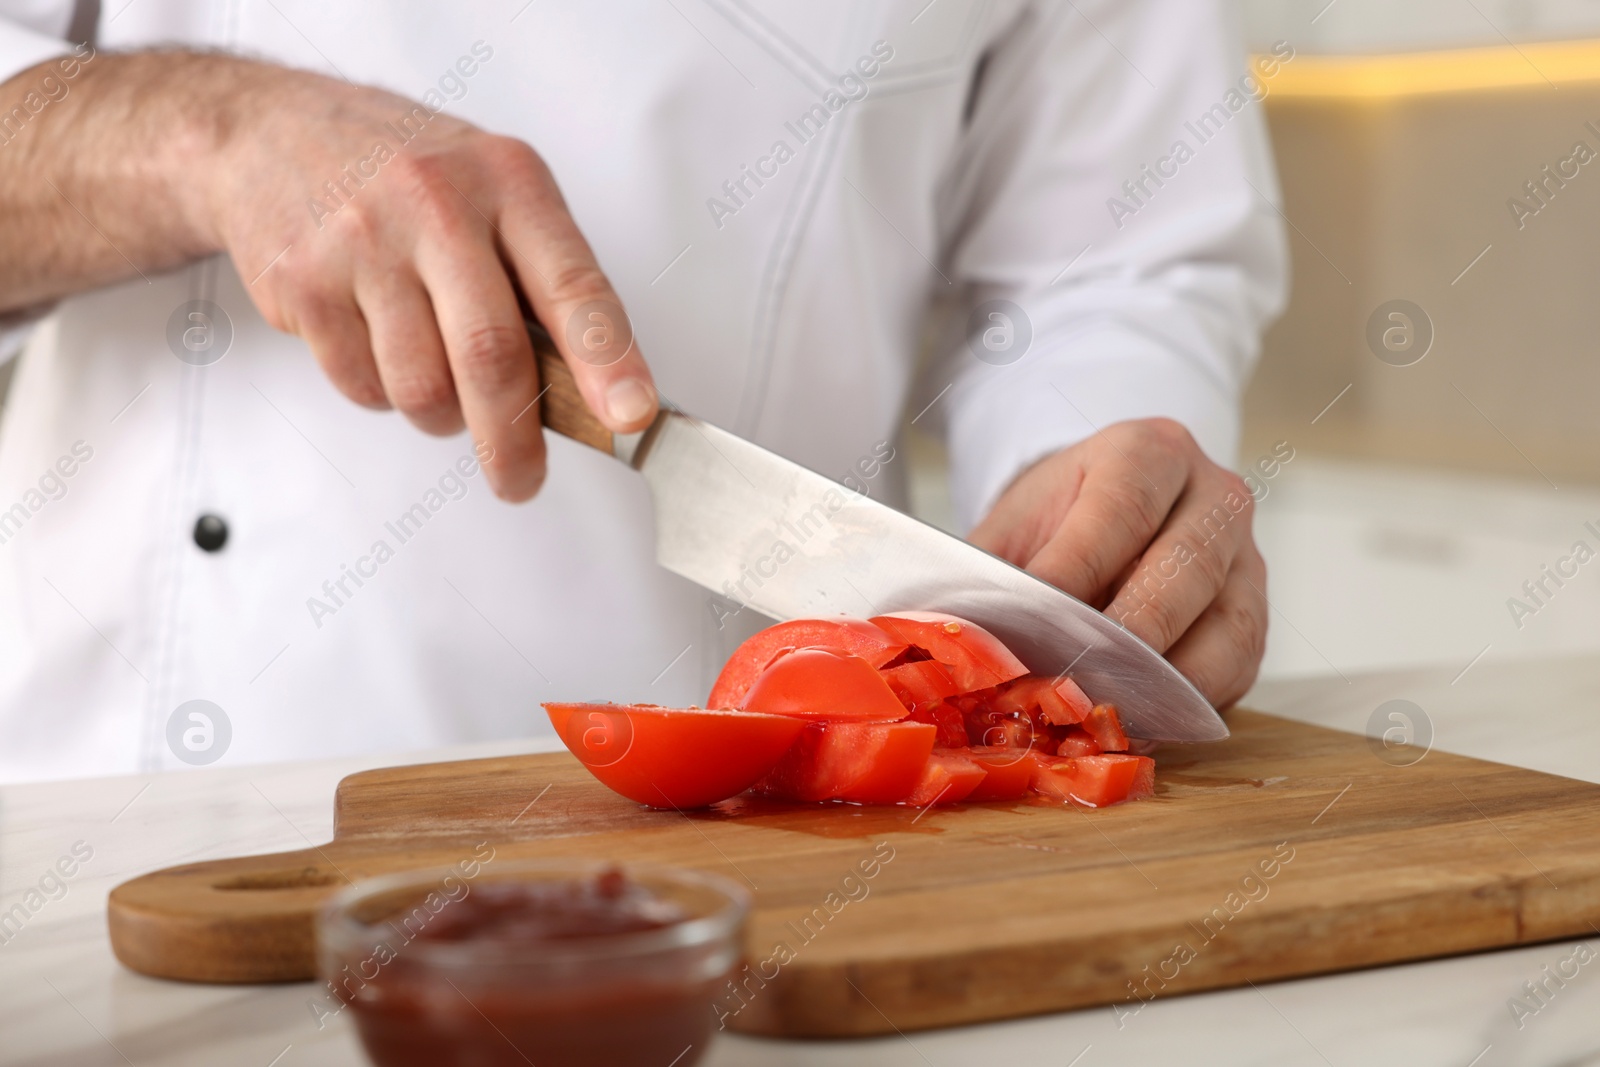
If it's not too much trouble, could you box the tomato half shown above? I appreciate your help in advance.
[868,612,1028,691]
[965,746,1040,801]
[904,752,988,806]
[544,703,805,809]
[755,721,936,803]
[707,616,907,709]
[1081,704,1130,752]
[881,659,961,708]
[1031,753,1155,806]
[739,648,909,722]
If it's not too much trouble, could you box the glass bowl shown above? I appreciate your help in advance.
[316,859,749,1067]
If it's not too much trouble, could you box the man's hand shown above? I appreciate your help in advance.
[969,418,1268,709]
[0,52,656,500]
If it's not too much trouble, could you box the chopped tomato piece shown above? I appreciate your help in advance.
[990,675,1093,727]
[755,721,935,803]
[905,752,988,806]
[1129,756,1156,800]
[868,611,1028,691]
[989,678,1043,718]
[907,702,969,748]
[544,703,805,809]
[964,707,1032,749]
[1055,728,1102,758]
[1031,753,1155,806]
[965,746,1040,801]
[739,648,908,722]
[556,613,1159,812]
[881,659,961,708]
[948,688,996,713]
[1081,704,1130,752]
[902,755,985,806]
[1046,677,1094,725]
[707,616,907,709]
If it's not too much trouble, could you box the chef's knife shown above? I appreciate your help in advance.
[531,335,1227,743]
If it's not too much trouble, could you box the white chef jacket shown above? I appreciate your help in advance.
[0,0,1286,783]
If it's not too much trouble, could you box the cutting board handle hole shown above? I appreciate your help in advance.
[214,868,340,891]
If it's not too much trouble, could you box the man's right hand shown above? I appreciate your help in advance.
[0,52,657,500]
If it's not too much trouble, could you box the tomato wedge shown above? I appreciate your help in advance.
[881,659,961,708]
[1081,704,1130,752]
[707,616,907,709]
[905,752,988,806]
[739,647,908,722]
[868,612,1028,691]
[1031,753,1155,806]
[544,703,805,809]
[965,746,1040,801]
[755,721,935,803]
[1054,728,1102,758]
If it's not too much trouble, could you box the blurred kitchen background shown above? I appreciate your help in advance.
[907,0,1600,686]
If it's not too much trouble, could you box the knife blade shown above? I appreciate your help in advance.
[533,338,1226,743]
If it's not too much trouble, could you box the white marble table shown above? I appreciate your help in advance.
[3,652,1599,1067]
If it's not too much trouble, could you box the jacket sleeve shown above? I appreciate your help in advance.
[0,2,78,362]
[929,0,1289,531]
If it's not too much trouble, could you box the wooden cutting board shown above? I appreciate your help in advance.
[108,711,1600,1036]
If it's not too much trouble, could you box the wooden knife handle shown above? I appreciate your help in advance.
[529,324,613,454]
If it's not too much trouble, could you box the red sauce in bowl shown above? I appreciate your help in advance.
[321,865,744,1067]
[417,869,685,941]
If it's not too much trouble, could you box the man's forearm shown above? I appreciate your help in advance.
[0,40,659,499]
[0,48,241,313]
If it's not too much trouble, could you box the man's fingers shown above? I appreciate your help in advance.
[1164,547,1269,709]
[414,218,547,502]
[296,296,387,410]
[1020,442,1187,606]
[491,141,657,432]
[968,452,1087,568]
[357,271,461,436]
[1105,471,1255,653]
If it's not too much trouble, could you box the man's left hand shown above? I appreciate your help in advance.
[969,418,1268,709]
